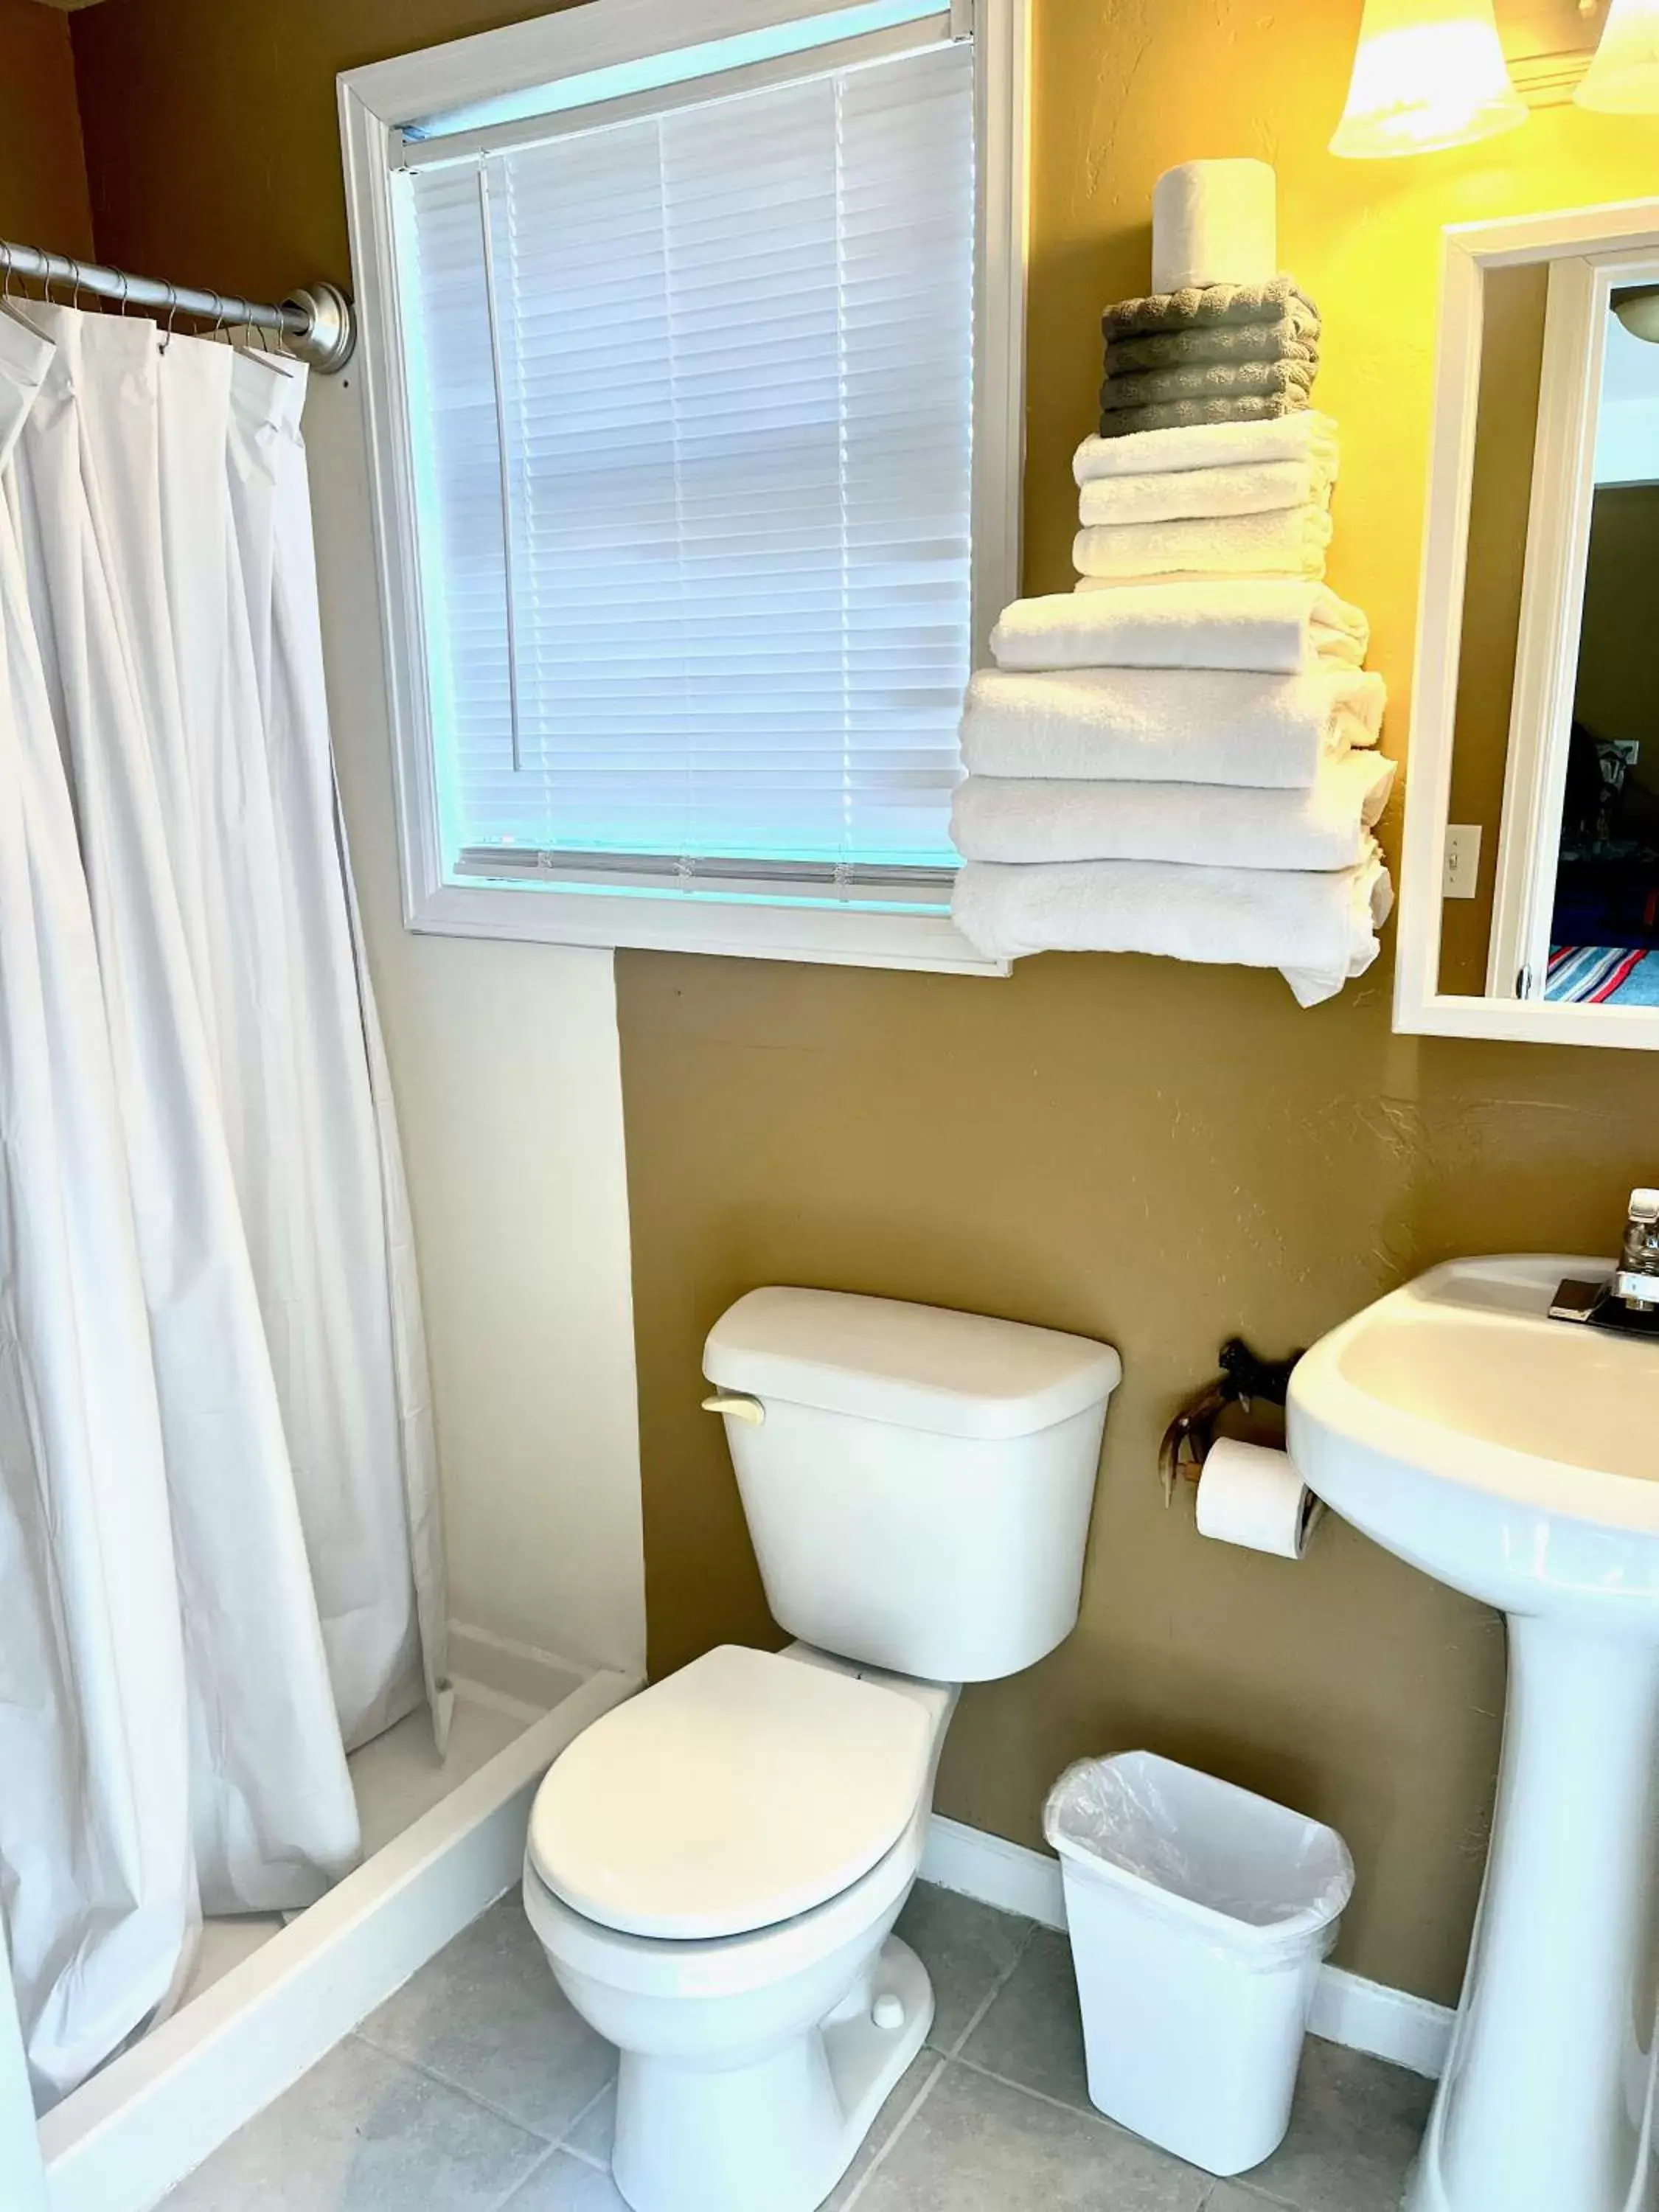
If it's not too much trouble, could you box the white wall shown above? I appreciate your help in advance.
[302,369,647,1679]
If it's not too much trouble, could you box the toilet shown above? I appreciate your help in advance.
[522,1287,1121,2212]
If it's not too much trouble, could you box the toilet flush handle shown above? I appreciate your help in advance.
[701,1392,765,1426]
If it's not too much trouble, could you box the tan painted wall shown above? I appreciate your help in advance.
[60,0,1659,2006]
[612,7,1659,2015]
[0,0,91,257]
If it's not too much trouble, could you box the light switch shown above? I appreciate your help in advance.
[1444,824,1482,900]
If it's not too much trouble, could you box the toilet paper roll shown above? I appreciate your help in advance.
[1152,159,1278,295]
[1194,1437,1321,1560]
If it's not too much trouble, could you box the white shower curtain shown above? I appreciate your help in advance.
[257,365,452,1747]
[155,338,431,1748]
[0,302,448,2103]
[0,313,197,2107]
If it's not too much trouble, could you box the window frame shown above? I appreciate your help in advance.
[339,0,1028,975]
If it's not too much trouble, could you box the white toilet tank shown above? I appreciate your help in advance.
[703,1288,1121,1683]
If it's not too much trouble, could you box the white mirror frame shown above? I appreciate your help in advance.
[1394,198,1659,1051]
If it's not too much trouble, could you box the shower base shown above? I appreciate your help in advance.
[28,1633,639,2212]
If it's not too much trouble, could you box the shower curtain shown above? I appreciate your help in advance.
[0,302,448,2107]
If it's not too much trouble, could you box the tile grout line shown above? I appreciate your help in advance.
[947,2052,1299,2212]
[949,2048,1123,2130]
[450,2067,621,2201]
[1207,2180,1304,2212]
[342,2027,595,2155]
[943,1914,1042,2061]
[835,2053,947,2211]
[944,2048,1239,2212]
[834,1913,1043,2212]
[481,2138,565,2212]
[549,2073,619,2171]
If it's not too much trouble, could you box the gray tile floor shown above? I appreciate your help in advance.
[158,1884,1432,2211]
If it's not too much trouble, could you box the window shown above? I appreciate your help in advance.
[342,0,1027,970]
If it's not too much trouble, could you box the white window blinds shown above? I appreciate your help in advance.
[397,29,975,897]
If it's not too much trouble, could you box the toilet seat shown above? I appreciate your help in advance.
[527,1646,933,1941]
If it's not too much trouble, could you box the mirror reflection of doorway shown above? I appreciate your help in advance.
[1547,291,1659,1004]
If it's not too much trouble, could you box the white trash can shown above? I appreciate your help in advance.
[1043,1750,1354,2177]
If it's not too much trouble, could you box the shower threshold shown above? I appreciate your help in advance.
[29,1636,639,2212]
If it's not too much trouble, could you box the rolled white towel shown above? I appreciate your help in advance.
[1074,504,1332,583]
[959,666,1385,788]
[992,580,1368,675]
[1074,412,1339,484]
[950,753,1396,871]
[952,844,1394,1007]
[1078,453,1335,529]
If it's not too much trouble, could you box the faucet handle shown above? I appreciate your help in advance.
[1617,1192,1659,1310]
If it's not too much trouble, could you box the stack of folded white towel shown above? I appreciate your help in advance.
[1074,410,1338,585]
[950,413,1394,1006]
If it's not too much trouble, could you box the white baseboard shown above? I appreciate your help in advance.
[922,1812,1068,1929]
[1307,1964,1453,2081]
[921,1813,1453,2081]
[39,1666,640,2212]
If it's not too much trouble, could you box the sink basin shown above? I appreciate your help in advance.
[1290,1256,1659,2212]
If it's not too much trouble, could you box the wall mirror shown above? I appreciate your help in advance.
[1396,200,1659,1050]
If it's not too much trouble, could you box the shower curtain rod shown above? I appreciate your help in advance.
[0,239,355,373]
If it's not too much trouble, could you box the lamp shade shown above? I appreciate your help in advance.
[1576,0,1659,113]
[1330,0,1528,158]
[1613,286,1659,342]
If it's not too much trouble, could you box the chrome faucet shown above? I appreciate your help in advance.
[1614,1189,1659,1312]
[1548,1189,1659,1332]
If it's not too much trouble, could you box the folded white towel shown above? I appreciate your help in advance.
[950,753,1396,870]
[990,581,1370,675]
[1074,504,1332,583]
[1074,411,1339,484]
[952,844,1394,1007]
[960,665,1385,788]
[1078,453,1335,529]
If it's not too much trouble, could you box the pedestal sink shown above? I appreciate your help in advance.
[1287,1255,1659,2212]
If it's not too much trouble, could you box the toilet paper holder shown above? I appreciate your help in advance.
[1158,1338,1301,1506]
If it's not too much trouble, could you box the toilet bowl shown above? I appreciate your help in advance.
[524,1647,955,2212]
[523,1288,1121,2212]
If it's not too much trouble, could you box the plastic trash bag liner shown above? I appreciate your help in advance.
[1044,1748,1354,1960]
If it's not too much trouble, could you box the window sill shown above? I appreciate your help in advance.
[407,879,1009,975]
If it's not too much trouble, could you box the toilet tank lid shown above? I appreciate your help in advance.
[703,1288,1121,1441]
